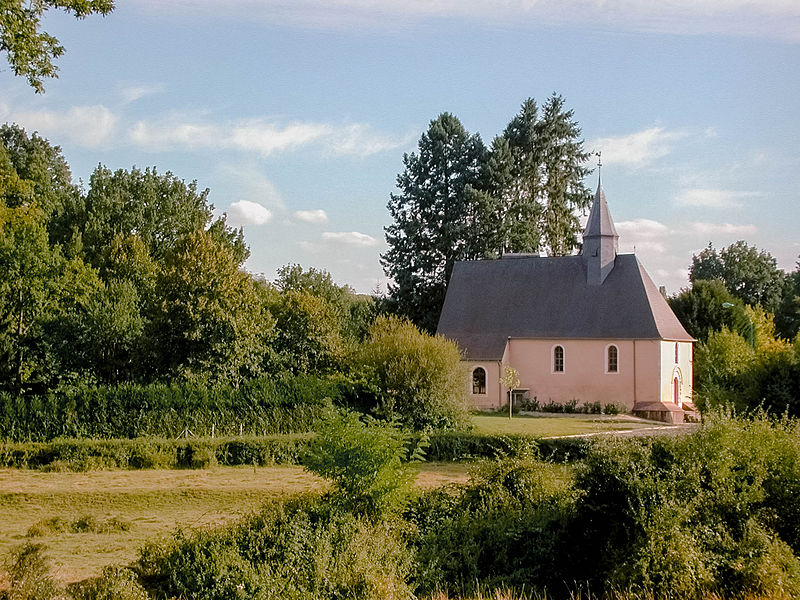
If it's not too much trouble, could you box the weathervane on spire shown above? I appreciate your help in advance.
[596,151,602,185]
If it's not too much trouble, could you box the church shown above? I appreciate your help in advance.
[436,183,695,423]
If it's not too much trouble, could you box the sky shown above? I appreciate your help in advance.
[1,0,799,294]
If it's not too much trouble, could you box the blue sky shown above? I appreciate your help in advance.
[2,0,799,293]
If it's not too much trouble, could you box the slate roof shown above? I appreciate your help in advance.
[583,185,618,240]
[436,253,694,360]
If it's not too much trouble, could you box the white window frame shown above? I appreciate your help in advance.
[605,344,619,374]
[471,366,487,395]
[552,344,565,374]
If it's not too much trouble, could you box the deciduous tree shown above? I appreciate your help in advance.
[149,230,271,385]
[1,0,114,92]
[690,241,786,312]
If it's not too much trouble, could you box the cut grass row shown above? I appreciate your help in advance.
[0,414,673,471]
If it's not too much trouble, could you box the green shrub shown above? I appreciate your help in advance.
[304,411,423,516]
[410,456,578,596]
[425,431,538,461]
[0,434,313,470]
[137,498,414,600]
[353,315,469,430]
[0,373,337,441]
[68,567,149,600]
[569,412,800,598]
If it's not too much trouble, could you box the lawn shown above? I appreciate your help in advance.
[472,412,674,437]
[0,463,471,585]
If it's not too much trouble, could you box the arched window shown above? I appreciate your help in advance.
[472,367,486,395]
[553,345,564,373]
[607,345,618,373]
[675,342,679,364]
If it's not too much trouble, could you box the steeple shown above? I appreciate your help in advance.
[581,182,619,285]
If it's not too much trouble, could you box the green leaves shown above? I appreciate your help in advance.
[690,241,786,313]
[0,0,114,92]
[383,113,489,332]
[382,96,592,331]
[304,410,420,517]
[355,315,469,430]
[150,230,272,386]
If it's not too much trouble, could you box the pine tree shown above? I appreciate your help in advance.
[382,97,592,332]
[381,113,488,332]
[491,95,592,255]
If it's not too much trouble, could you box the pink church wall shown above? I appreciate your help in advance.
[467,360,503,410]
[465,338,670,411]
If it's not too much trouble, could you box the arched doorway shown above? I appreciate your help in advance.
[673,377,680,406]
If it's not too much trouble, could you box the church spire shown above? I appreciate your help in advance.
[582,180,619,285]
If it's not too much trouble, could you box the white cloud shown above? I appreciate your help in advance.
[321,231,379,247]
[325,123,415,157]
[589,127,687,168]
[294,209,328,223]
[689,222,758,236]
[129,116,405,157]
[8,105,118,147]
[118,83,164,104]
[615,218,670,252]
[227,200,273,226]
[675,188,760,208]
[129,0,800,41]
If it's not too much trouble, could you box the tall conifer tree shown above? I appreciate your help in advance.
[382,113,488,332]
[383,96,592,331]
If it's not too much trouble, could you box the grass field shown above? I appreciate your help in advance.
[0,463,472,585]
[472,412,673,437]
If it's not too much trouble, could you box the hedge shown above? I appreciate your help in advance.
[0,431,590,471]
[0,374,339,441]
[0,435,314,470]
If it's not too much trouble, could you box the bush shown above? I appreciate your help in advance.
[425,431,538,462]
[304,411,422,516]
[353,315,469,430]
[69,567,149,600]
[568,412,800,598]
[410,456,578,596]
[137,498,414,600]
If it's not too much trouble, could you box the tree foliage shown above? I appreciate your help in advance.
[149,230,271,386]
[690,241,786,312]
[355,315,468,430]
[304,410,421,516]
[382,113,488,332]
[668,279,742,342]
[0,201,58,393]
[776,259,800,340]
[382,95,592,331]
[492,95,592,255]
[1,0,114,92]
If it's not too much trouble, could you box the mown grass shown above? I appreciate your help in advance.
[472,413,673,437]
[0,462,473,586]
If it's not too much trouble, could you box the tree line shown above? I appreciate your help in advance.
[669,241,800,415]
[0,122,473,431]
[0,125,366,392]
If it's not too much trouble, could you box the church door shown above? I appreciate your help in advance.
[673,378,680,406]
